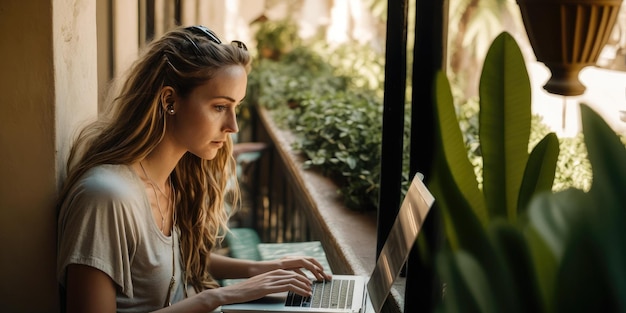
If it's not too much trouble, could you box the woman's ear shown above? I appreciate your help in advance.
[161,86,176,115]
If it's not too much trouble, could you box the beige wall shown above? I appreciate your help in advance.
[0,0,97,311]
[0,1,257,311]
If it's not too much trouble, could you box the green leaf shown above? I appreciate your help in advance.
[527,115,626,310]
[430,163,521,313]
[527,189,587,261]
[434,71,487,225]
[454,251,500,313]
[479,32,531,220]
[580,104,626,207]
[437,250,496,313]
[523,226,555,313]
[554,228,625,313]
[429,164,484,251]
[436,250,485,313]
[518,133,559,214]
[561,104,626,311]
[488,220,544,313]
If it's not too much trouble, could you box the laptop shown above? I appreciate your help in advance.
[220,173,435,313]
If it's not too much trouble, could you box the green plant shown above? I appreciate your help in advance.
[455,95,593,192]
[308,42,386,96]
[290,91,384,210]
[552,134,592,191]
[246,41,387,211]
[435,104,626,312]
[527,104,626,311]
[430,32,560,250]
[252,19,299,60]
[246,47,348,111]
[428,32,559,311]
[432,30,626,312]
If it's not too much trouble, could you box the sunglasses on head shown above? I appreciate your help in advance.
[184,25,248,52]
[185,25,221,44]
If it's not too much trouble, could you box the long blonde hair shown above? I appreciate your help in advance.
[59,26,251,291]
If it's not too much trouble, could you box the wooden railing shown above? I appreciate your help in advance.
[235,105,404,312]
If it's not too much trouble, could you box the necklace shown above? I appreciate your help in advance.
[139,161,171,232]
[163,188,177,307]
[138,161,178,306]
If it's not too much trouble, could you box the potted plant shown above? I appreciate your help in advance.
[516,0,623,96]
[435,102,626,312]
[431,31,626,312]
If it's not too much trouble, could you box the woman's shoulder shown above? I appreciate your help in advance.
[60,164,146,224]
[76,164,141,199]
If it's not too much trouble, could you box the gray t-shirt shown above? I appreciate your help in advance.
[57,164,186,312]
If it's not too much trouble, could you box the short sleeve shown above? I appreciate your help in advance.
[57,166,141,297]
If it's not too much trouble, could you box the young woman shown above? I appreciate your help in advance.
[56,25,331,313]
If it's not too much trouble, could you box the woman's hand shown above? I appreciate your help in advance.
[247,255,332,282]
[204,269,314,305]
[268,255,333,282]
[210,253,332,281]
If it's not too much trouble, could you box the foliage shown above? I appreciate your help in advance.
[433,30,626,312]
[246,17,595,216]
[308,42,386,97]
[252,19,300,60]
[436,103,626,312]
[552,134,592,191]
[456,98,593,192]
[431,32,560,251]
[247,47,348,111]
[246,38,387,211]
[290,92,384,210]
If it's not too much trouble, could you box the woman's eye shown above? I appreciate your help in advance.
[215,105,227,112]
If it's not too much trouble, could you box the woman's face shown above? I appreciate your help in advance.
[168,65,248,160]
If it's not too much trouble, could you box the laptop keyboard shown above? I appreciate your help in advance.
[286,279,355,309]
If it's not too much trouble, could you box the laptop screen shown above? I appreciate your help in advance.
[366,174,435,313]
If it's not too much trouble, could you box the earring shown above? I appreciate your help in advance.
[167,105,175,114]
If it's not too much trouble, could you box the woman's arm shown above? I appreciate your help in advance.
[209,253,269,279]
[162,269,315,312]
[65,264,117,313]
[64,264,220,313]
[65,258,322,313]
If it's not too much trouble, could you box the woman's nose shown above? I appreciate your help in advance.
[224,112,239,133]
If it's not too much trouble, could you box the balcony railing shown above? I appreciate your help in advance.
[235,105,403,312]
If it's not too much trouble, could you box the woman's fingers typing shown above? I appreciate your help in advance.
[218,269,314,304]
[279,256,332,281]
[213,255,334,305]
